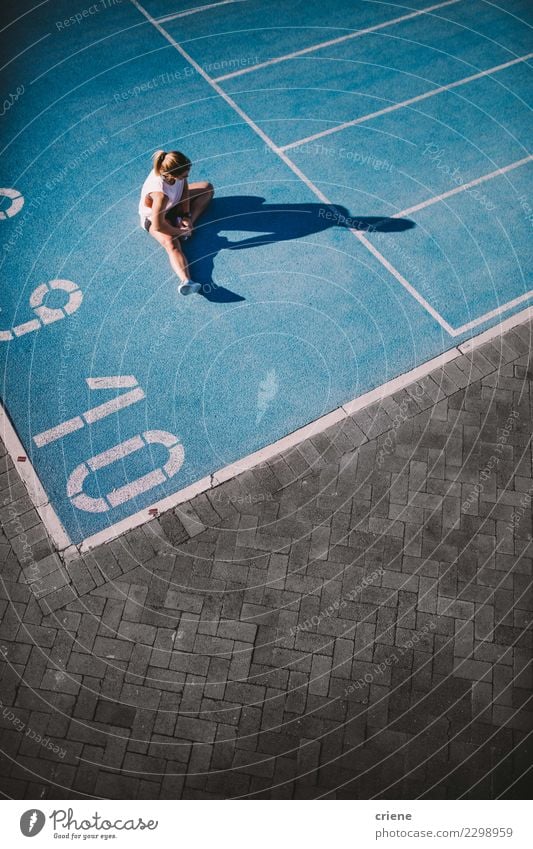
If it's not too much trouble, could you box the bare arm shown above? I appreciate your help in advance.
[149,191,179,236]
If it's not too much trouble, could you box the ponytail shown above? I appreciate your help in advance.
[153,149,166,175]
[152,149,191,177]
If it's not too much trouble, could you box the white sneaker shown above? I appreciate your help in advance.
[178,281,201,296]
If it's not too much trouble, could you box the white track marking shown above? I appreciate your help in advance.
[282,52,533,150]
[128,0,455,334]
[33,379,145,447]
[393,154,533,219]
[88,435,144,471]
[452,292,533,336]
[12,319,41,337]
[390,155,533,335]
[0,187,24,219]
[458,305,532,352]
[33,417,85,448]
[157,0,246,24]
[67,431,185,513]
[0,402,71,549]
[1,279,82,343]
[356,229,455,333]
[86,376,138,389]
[214,0,462,82]
[107,469,166,507]
[83,386,145,424]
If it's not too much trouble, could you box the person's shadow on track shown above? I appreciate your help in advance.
[185,195,415,303]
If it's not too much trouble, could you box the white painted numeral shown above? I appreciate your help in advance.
[66,430,185,512]
[1,279,82,342]
[33,376,145,447]
[0,187,24,220]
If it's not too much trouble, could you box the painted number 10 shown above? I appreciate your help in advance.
[33,376,184,513]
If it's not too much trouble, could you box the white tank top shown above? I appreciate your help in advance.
[138,169,185,220]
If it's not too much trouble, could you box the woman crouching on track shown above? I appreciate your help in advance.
[139,149,214,295]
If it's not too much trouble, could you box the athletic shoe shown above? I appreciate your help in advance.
[178,281,201,296]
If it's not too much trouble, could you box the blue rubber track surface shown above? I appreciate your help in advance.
[0,0,531,544]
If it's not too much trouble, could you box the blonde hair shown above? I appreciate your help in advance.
[153,149,191,177]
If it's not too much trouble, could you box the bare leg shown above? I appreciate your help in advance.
[176,181,214,226]
[150,231,189,282]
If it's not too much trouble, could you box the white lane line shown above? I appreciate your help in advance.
[128,0,455,335]
[86,376,139,389]
[157,0,246,24]
[393,154,533,218]
[214,0,462,82]
[87,435,143,471]
[354,229,454,333]
[458,305,533,351]
[33,386,145,446]
[453,292,533,336]
[282,52,533,151]
[390,155,533,335]
[83,387,146,424]
[33,417,85,448]
[107,469,167,508]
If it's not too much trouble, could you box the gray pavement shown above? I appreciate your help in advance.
[0,321,532,799]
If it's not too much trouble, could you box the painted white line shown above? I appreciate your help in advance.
[128,0,455,334]
[33,385,145,446]
[390,156,533,335]
[83,386,145,424]
[393,154,533,219]
[107,469,166,508]
[282,52,533,151]
[86,376,138,389]
[13,319,41,337]
[87,435,143,472]
[33,416,84,448]
[457,305,533,352]
[157,0,246,24]
[0,402,71,550]
[214,0,462,83]
[453,293,533,336]
[353,228,455,334]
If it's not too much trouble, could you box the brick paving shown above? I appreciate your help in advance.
[0,322,532,799]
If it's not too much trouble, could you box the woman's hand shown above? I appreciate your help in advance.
[177,216,193,238]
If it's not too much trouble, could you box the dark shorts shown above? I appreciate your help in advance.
[143,205,180,232]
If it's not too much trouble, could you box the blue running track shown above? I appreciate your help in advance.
[0,0,531,545]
